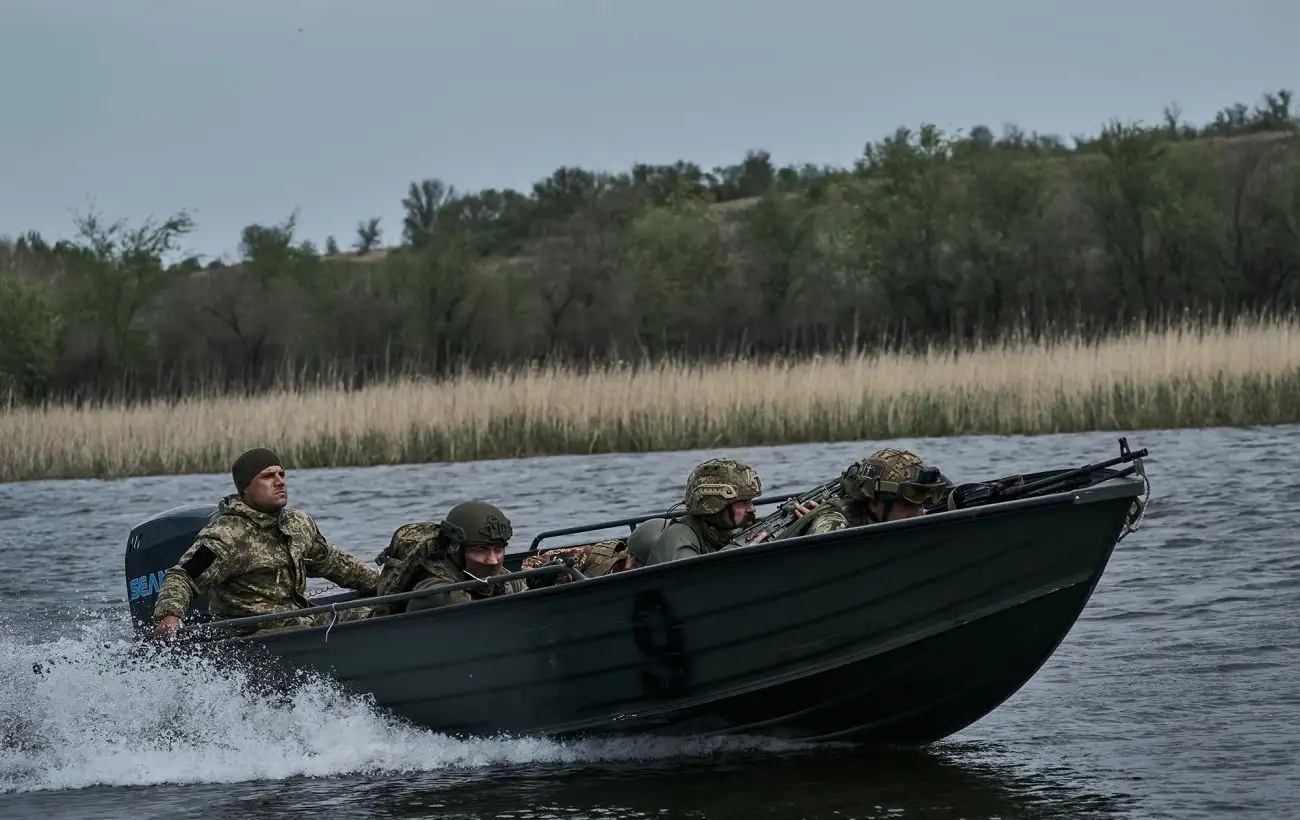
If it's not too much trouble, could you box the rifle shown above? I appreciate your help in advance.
[936,436,1149,512]
[727,477,844,547]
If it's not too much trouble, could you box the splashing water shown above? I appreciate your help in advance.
[0,610,806,795]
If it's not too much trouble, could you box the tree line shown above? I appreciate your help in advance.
[1,89,1298,404]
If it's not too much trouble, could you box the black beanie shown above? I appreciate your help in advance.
[232,447,283,495]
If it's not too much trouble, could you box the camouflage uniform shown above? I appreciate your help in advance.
[776,448,947,539]
[784,496,854,537]
[370,521,444,617]
[519,538,640,586]
[152,494,379,634]
[381,500,527,612]
[645,458,763,565]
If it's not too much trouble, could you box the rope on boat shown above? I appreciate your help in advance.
[324,602,340,644]
[1119,453,1151,542]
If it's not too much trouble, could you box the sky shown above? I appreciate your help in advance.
[2,0,1297,262]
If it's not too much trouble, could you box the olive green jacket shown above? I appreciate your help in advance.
[645,515,732,565]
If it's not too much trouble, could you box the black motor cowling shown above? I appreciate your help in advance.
[124,504,217,633]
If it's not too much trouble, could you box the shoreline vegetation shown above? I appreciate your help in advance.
[3,316,1297,483]
[2,89,1300,481]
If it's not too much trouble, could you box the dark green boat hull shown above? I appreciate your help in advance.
[223,475,1142,746]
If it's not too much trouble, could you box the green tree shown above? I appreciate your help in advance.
[355,217,382,253]
[59,208,195,388]
[402,179,455,248]
[0,274,64,401]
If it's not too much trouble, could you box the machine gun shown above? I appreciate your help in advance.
[934,436,1149,512]
[727,477,844,547]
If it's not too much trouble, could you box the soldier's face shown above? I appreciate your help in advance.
[726,500,756,528]
[870,499,922,521]
[244,465,288,512]
[463,543,505,574]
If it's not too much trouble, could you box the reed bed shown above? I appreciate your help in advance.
[3,318,1299,483]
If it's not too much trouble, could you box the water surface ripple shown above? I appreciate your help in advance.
[1,425,1296,819]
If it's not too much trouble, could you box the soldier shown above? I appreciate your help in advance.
[776,448,948,540]
[378,500,528,613]
[642,457,765,565]
[370,520,442,616]
[152,447,379,639]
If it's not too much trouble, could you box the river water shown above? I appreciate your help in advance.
[0,425,1296,819]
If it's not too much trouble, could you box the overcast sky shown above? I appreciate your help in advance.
[3,0,1296,261]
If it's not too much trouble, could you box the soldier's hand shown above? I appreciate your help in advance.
[154,614,183,641]
[748,531,771,544]
[793,500,820,517]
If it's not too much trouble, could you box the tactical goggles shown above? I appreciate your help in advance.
[877,466,947,506]
[892,481,946,506]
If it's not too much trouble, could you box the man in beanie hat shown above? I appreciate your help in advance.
[152,447,379,639]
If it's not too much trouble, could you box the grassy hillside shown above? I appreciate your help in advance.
[1,89,1297,409]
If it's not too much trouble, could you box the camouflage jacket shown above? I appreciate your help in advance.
[152,494,379,633]
[519,538,641,585]
[835,499,871,529]
[775,497,854,540]
[644,515,733,565]
[405,557,527,612]
[371,521,444,616]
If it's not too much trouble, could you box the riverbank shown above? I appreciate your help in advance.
[2,317,1297,483]
[3,91,1296,409]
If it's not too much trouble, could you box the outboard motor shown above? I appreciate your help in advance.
[124,504,218,634]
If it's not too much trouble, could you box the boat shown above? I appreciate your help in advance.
[121,438,1152,747]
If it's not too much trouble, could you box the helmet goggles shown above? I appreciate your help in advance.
[861,463,947,505]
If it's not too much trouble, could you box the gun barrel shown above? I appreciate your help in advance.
[1006,446,1148,498]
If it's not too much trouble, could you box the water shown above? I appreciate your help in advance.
[1,425,1297,819]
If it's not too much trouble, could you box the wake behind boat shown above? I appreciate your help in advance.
[121,439,1152,747]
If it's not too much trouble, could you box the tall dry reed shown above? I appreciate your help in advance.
[3,318,1298,483]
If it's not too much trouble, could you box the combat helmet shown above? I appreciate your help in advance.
[683,458,763,516]
[439,499,514,560]
[841,448,946,506]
